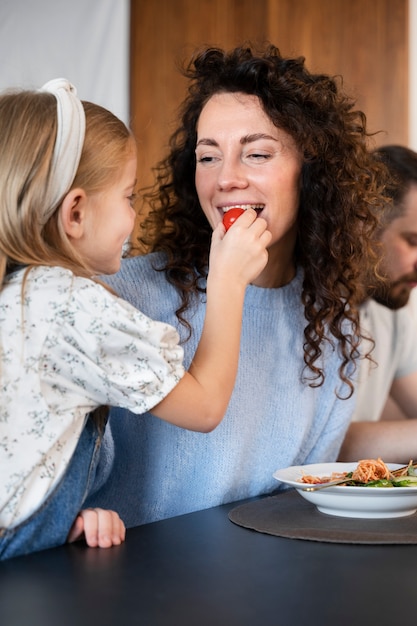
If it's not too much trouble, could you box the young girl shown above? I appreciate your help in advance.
[0,79,270,560]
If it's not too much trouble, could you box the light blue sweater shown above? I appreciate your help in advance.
[89,252,355,527]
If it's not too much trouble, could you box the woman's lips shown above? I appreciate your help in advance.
[221,204,264,214]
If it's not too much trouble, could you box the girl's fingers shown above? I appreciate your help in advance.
[67,514,85,543]
[68,508,126,548]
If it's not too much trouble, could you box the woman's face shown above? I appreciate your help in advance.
[195,92,303,260]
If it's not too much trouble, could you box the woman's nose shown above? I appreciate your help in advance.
[217,159,248,191]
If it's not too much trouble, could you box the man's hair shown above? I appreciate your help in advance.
[374,145,417,220]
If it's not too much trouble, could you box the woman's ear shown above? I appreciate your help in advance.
[59,188,88,239]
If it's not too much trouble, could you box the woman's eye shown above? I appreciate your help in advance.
[247,152,271,160]
[405,236,417,247]
[128,193,137,206]
[196,154,221,166]
[196,155,218,163]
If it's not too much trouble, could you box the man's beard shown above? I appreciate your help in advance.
[373,274,417,310]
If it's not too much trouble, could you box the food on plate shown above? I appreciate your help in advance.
[300,458,417,488]
[222,207,245,231]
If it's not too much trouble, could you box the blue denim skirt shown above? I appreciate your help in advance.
[0,416,106,560]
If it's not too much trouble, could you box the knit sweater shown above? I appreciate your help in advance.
[89,252,355,526]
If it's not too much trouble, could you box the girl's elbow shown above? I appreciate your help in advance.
[197,404,227,433]
[199,420,219,434]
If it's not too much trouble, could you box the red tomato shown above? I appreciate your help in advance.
[222,208,245,231]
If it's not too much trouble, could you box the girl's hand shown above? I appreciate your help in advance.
[210,208,271,287]
[67,508,126,548]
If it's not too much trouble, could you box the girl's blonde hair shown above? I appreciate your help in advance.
[0,90,134,286]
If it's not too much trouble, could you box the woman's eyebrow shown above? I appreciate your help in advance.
[196,138,218,147]
[196,134,278,147]
[241,133,278,144]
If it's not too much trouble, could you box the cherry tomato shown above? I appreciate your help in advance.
[222,208,245,231]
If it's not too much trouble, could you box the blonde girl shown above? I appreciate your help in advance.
[0,79,270,560]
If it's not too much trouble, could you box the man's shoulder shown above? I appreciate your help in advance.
[361,297,416,338]
[408,289,417,320]
[362,297,413,321]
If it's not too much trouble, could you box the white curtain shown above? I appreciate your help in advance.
[0,0,129,124]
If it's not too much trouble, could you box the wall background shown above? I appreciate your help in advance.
[410,0,417,149]
[0,0,415,148]
[0,0,129,123]
[129,0,410,201]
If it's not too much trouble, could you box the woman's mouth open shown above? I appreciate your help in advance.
[221,204,264,216]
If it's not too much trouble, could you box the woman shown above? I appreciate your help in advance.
[87,44,385,527]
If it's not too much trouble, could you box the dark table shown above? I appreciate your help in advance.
[1,496,416,626]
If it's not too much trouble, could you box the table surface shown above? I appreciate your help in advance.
[1,495,417,626]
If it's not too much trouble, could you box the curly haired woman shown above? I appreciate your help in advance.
[87,44,386,526]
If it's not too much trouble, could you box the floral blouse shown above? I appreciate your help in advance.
[0,266,184,528]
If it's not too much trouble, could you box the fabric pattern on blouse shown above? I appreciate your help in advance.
[0,265,184,528]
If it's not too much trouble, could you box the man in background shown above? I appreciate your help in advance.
[340,144,417,462]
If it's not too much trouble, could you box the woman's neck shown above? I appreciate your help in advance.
[251,242,296,289]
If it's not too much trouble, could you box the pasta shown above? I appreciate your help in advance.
[351,458,391,482]
[300,458,415,486]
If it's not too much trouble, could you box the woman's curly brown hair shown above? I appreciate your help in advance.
[134,43,387,396]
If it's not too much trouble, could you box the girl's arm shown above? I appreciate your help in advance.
[151,209,271,432]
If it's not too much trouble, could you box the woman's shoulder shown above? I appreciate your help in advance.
[102,252,177,312]
[105,252,166,284]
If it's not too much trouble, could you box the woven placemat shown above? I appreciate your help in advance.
[228,490,417,544]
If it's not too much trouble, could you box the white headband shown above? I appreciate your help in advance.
[39,78,86,221]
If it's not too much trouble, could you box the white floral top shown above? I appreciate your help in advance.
[0,266,184,528]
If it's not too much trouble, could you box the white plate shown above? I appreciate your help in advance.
[273,462,417,519]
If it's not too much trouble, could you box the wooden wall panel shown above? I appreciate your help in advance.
[267,0,408,146]
[130,0,408,195]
